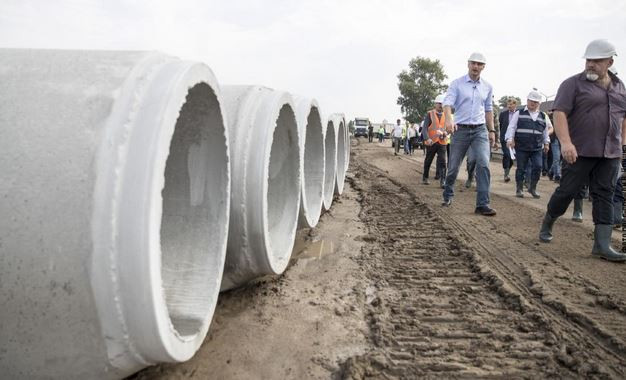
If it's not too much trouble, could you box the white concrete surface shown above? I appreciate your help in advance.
[294,96,325,229]
[220,86,301,291]
[0,49,230,378]
[322,118,338,210]
[330,113,347,196]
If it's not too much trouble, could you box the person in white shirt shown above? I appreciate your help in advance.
[392,119,404,155]
[505,91,552,199]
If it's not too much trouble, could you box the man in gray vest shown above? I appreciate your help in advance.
[539,39,626,262]
[505,91,551,199]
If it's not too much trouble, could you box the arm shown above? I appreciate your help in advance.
[543,115,552,152]
[443,82,457,133]
[554,110,577,164]
[505,112,519,148]
[484,87,495,147]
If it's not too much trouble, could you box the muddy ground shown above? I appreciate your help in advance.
[134,138,626,379]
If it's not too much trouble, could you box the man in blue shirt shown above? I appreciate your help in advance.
[441,52,497,215]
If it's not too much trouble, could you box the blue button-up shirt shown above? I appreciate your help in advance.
[443,74,493,125]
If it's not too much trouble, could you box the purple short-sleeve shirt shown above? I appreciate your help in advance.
[552,72,626,158]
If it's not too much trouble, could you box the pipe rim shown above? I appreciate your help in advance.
[322,118,337,210]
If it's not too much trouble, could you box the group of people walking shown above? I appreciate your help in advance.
[394,39,626,262]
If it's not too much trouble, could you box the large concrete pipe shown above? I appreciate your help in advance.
[220,86,301,291]
[294,97,325,229]
[330,113,347,196]
[0,49,230,378]
[322,117,337,211]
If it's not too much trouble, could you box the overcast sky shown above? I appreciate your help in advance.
[1,0,625,122]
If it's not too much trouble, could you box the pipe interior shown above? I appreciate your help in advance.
[336,122,346,181]
[160,83,228,337]
[303,107,324,213]
[323,121,336,203]
[267,104,300,263]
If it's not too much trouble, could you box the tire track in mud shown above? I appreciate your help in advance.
[339,157,615,379]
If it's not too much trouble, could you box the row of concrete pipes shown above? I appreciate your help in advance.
[0,49,350,379]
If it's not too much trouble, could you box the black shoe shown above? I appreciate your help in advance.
[465,178,473,188]
[422,178,430,185]
[542,170,548,177]
[553,176,561,183]
[572,199,583,222]
[539,213,557,242]
[434,174,440,180]
[516,182,524,198]
[504,175,511,183]
[441,198,452,207]
[474,206,496,216]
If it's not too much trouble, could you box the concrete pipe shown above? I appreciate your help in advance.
[330,113,347,196]
[294,96,325,229]
[0,49,230,378]
[322,117,338,211]
[220,86,301,291]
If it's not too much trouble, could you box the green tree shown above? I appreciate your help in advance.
[497,95,522,109]
[397,57,448,123]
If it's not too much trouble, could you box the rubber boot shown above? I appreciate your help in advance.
[572,199,583,222]
[465,176,473,188]
[591,225,626,262]
[516,182,524,198]
[539,213,557,242]
[439,168,446,189]
[504,167,511,183]
[529,180,540,199]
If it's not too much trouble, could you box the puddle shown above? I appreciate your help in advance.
[291,233,334,261]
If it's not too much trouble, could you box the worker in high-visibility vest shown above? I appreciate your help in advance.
[378,125,385,143]
[421,94,449,188]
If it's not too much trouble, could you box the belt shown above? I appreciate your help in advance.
[457,124,484,128]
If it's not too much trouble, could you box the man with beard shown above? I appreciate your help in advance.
[539,39,626,262]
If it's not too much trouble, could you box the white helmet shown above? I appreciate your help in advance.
[582,39,617,59]
[434,94,445,104]
[527,90,542,103]
[468,52,486,64]
[609,66,618,76]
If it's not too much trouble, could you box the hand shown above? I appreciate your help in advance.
[561,142,578,164]
[506,140,515,149]
[543,144,550,153]
[444,119,456,133]
[425,139,433,146]
[488,131,495,148]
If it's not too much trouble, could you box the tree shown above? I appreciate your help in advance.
[347,119,355,133]
[397,57,448,123]
[497,95,522,109]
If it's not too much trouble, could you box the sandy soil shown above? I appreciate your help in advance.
[132,138,626,379]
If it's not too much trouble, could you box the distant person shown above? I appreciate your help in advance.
[441,52,497,216]
[547,111,561,182]
[505,91,551,199]
[499,97,518,182]
[406,123,417,155]
[539,39,626,262]
[422,94,449,188]
[378,125,385,143]
[392,119,403,155]
[368,122,374,142]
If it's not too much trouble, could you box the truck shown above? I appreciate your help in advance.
[353,117,370,138]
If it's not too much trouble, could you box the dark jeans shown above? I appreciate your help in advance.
[515,150,542,184]
[368,132,373,142]
[423,143,447,179]
[548,140,561,177]
[546,157,620,225]
[500,138,513,170]
[378,133,384,143]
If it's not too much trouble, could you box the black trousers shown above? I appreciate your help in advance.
[423,143,447,179]
[500,138,513,170]
[547,157,619,225]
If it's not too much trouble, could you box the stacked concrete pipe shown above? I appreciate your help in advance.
[294,97,325,228]
[330,113,347,196]
[220,86,301,291]
[322,117,338,210]
[0,49,230,378]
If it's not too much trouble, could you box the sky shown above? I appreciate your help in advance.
[1,0,625,123]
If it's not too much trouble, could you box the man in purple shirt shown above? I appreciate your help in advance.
[441,52,497,216]
[539,39,626,262]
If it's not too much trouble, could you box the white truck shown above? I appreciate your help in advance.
[353,117,370,138]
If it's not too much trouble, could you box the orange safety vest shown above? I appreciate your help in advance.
[427,110,448,145]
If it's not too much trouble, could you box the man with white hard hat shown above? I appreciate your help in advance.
[539,39,626,262]
[441,52,497,215]
[505,91,551,199]
[421,94,449,188]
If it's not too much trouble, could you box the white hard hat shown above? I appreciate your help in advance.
[527,90,542,103]
[582,39,617,59]
[609,66,618,76]
[468,52,486,64]
[434,94,445,104]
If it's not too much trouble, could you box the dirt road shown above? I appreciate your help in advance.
[134,139,626,379]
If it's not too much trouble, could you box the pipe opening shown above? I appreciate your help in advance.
[336,122,346,183]
[323,121,336,207]
[303,106,324,214]
[160,83,228,337]
[267,104,300,265]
